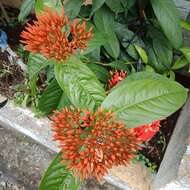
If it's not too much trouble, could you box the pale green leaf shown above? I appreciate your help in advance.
[64,0,83,19]
[38,153,81,190]
[102,72,187,128]
[172,56,189,70]
[180,47,190,62]
[55,56,106,111]
[134,45,148,64]
[18,0,35,22]
[150,0,183,49]
[38,79,70,115]
[180,19,190,32]
[27,54,53,79]
[90,0,106,16]
[94,6,120,58]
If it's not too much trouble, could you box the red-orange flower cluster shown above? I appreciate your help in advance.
[51,107,140,180]
[20,7,93,62]
[134,120,160,142]
[108,70,127,89]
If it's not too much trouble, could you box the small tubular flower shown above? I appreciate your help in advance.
[134,120,161,142]
[108,70,127,89]
[20,7,93,62]
[51,107,140,180]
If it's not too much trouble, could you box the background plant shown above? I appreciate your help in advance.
[17,0,190,189]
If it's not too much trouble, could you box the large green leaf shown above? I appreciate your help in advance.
[105,0,124,13]
[150,0,182,49]
[55,56,106,111]
[39,153,81,190]
[180,47,190,63]
[102,72,187,128]
[146,27,173,73]
[18,0,35,22]
[64,0,83,19]
[87,63,109,83]
[114,22,142,59]
[172,56,189,70]
[27,54,53,79]
[94,6,120,58]
[38,79,70,115]
[35,0,63,13]
[90,0,106,16]
[82,30,108,55]
[108,60,130,72]
[134,45,148,64]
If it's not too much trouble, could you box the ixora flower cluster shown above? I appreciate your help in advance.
[51,107,160,180]
[20,7,93,61]
[51,108,140,180]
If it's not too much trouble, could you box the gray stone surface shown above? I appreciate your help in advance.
[158,139,190,190]
[1,100,190,190]
[0,125,55,190]
[0,103,126,190]
[174,0,190,18]
[0,122,122,190]
[152,96,190,189]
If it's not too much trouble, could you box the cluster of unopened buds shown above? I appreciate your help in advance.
[108,70,127,89]
[20,7,93,62]
[51,107,140,180]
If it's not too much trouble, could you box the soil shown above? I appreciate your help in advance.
[0,52,24,98]
[0,6,25,98]
[139,111,180,170]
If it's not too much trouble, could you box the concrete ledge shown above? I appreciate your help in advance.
[1,100,190,190]
[0,102,152,190]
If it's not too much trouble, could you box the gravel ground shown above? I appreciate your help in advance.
[0,171,25,190]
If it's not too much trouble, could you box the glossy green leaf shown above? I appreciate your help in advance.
[18,0,35,22]
[27,54,53,79]
[146,28,173,73]
[94,6,120,58]
[169,70,175,81]
[172,56,189,70]
[64,0,83,19]
[35,0,44,13]
[145,65,155,72]
[120,0,135,9]
[87,63,109,83]
[180,20,190,32]
[134,45,148,64]
[90,0,106,16]
[150,0,182,49]
[180,47,190,63]
[35,0,63,13]
[83,31,108,55]
[114,22,142,59]
[38,153,81,190]
[102,72,187,128]
[38,79,70,115]
[55,56,106,111]
[105,0,124,13]
[108,60,130,72]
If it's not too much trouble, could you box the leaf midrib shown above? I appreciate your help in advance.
[114,90,184,114]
